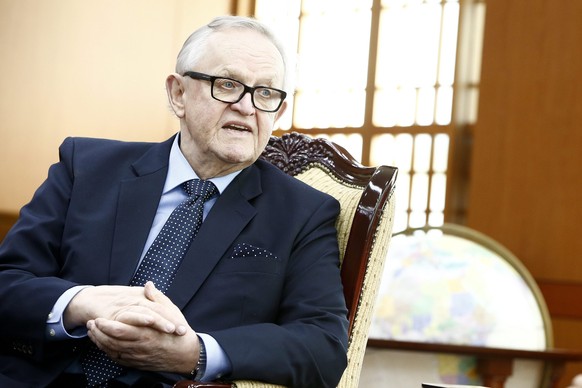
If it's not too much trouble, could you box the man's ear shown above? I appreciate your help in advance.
[165,73,186,118]
[274,100,288,123]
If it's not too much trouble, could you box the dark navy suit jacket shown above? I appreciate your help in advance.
[0,136,349,388]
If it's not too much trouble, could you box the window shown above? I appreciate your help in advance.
[254,0,485,232]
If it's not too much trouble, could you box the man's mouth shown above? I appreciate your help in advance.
[224,123,252,133]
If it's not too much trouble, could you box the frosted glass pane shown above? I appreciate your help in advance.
[395,173,410,213]
[428,211,444,227]
[433,134,450,172]
[409,211,427,228]
[255,0,300,131]
[314,133,363,162]
[393,212,409,234]
[413,134,432,173]
[411,172,429,211]
[329,133,363,162]
[438,2,460,86]
[370,134,396,166]
[294,90,365,128]
[292,92,315,128]
[430,172,447,212]
[394,134,413,172]
[396,87,416,127]
[373,88,399,127]
[412,3,442,87]
[375,10,404,87]
[297,12,370,90]
[416,87,436,126]
[435,86,453,125]
[374,0,462,128]
[254,1,300,92]
[256,0,472,232]
[275,97,294,130]
[303,0,372,13]
[376,5,441,88]
[256,0,301,18]
[294,6,370,128]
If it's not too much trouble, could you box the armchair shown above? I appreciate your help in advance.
[175,132,398,388]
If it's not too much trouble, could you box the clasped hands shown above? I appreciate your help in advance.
[65,281,199,374]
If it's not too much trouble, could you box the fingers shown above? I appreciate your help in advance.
[114,306,177,334]
[77,282,188,336]
[143,282,188,335]
[89,318,141,341]
[66,284,148,329]
[144,281,167,303]
[87,317,157,366]
[87,317,196,372]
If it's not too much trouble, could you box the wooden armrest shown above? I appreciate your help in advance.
[173,381,233,388]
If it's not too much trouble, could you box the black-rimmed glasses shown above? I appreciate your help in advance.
[183,71,287,113]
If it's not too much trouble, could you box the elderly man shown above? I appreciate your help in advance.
[0,15,348,388]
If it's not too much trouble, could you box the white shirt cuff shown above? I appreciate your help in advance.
[46,285,93,339]
[197,332,232,381]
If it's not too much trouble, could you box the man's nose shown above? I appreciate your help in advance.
[230,92,255,115]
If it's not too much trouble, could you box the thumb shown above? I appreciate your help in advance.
[143,281,188,336]
[144,281,166,302]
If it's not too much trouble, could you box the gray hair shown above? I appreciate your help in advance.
[175,15,289,91]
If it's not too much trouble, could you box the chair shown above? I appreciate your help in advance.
[175,132,398,388]
[360,223,560,388]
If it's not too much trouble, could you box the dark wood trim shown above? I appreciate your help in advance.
[0,211,18,242]
[538,280,582,320]
[368,339,582,388]
[232,0,255,17]
[368,339,582,362]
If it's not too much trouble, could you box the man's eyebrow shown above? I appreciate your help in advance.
[218,70,279,87]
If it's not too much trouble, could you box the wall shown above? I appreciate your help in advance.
[467,0,582,385]
[0,0,231,212]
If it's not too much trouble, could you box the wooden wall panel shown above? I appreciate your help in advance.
[467,0,582,385]
[0,0,231,213]
[467,0,582,283]
[0,212,17,242]
[552,319,582,387]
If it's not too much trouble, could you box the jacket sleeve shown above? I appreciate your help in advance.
[0,138,80,356]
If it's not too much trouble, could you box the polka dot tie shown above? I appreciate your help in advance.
[81,179,218,386]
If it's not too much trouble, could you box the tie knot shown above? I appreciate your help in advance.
[182,179,218,201]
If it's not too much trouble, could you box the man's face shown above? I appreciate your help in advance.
[171,28,287,179]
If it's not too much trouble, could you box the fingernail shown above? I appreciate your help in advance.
[177,325,187,335]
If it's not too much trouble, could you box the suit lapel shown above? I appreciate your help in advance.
[108,137,174,285]
[167,165,262,309]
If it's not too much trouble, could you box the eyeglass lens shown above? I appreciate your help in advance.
[212,78,283,112]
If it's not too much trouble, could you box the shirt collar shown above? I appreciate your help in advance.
[163,134,240,195]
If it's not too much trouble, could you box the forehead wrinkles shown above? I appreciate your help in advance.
[203,31,285,86]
